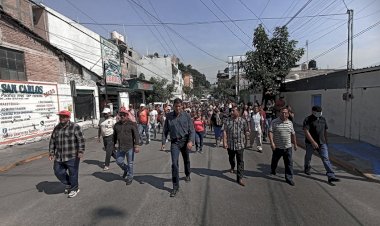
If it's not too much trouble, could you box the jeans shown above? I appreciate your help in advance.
[305,143,336,179]
[149,122,157,139]
[138,124,149,144]
[116,148,134,180]
[271,147,294,181]
[170,139,191,189]
[227,149,244,181]
[53,157,80,191]
[103,135,116,167]
[195,131,204,151]
[264,117,272,139]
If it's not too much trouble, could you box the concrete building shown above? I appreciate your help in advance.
[0,5,100,147]
[283,66,380,147]
[183,71,193,89]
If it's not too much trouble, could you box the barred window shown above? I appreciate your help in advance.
[0,47,26,81]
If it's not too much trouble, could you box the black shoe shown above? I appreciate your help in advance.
[270,170,276,175]
[126,178,133,185]
[146,141,150,144]
[304,170,311,175]
[185,176,191,183]
[286,180,295,186]
[170,188,179,197]
[328,177,340,183]
[122,170,128,179]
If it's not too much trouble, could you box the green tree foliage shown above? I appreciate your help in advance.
[179,63,211,89]
[245,25,304,98]
[146,77,176,102]
[211,79,235,100]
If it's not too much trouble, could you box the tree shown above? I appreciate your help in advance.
[245,25,304,102]
[182,86,192,100]
[139,73,145,80]
[146,77,176,102]
[179,63,211,89]
[211,79,235,101]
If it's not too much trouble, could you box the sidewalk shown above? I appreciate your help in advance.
[0,127,98,173]
[294,124,380,182]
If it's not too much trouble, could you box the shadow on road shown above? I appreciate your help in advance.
[83,159,104,169]
[133,175,172,192]
[92,172,123,182]
[88,206,127,225]
[35,181,64,195]
[191,168,236,183]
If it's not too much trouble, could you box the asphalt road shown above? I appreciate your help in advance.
[0,132,379,226]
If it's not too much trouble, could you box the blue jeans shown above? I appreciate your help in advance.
[138,124,149,144]
[170,139,191,189]
[305,143,336,179]
[53,157,80,191]
[271,147,294,181]
[116,148,134,180]
[195,131,204,151]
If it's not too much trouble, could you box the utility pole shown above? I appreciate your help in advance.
[306,40,309,68]
[347,9,354,88]
[103,62,108,104]
[237,60,240,103]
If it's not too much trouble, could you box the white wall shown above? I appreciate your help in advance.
[44,6,103,76]
[137,56,173,82]
[284,68,380,147]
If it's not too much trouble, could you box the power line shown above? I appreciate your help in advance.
[74,13,346,27]
[126,0,226,62]
[259,0,271,18]
[210,0,251,40]
[63,0,109,34]
[284,0,313,27]
[237,0,272,34]
[147,0,185,61]
[342,0,349,10]
[199,0,252,49]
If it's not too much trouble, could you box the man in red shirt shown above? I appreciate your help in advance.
[137,103,150,145]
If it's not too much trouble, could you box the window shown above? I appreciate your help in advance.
[312,94,322,107]
[0,47,26,81]
[74,90,95,122]
[128,51,132,57]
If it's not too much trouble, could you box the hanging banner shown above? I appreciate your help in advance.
[101,37,122,85]
[0,81,59,144]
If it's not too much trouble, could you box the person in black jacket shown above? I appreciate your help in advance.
[114,108,140,186]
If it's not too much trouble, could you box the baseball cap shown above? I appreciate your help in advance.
[140,103,146,107]
[57,110,71,117]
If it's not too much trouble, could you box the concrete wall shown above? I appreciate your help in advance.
[137,56,173,82]
[44,6,103,76]
[283,68,380,147]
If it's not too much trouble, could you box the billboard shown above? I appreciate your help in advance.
[0,81,59,144]
[101,38,122,85]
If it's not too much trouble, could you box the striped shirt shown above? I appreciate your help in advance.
[222,117,248,151]
[49,121,85,162]
[269,117,295,149]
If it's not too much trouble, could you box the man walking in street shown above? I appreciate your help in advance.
[98,107,116,171]
[137,103,150,145]
[250,105,264,152]
[303,106,340,184]
[161,98,195,197]
[149,105,158,140]
[222,105,249,186]
[49,110,85,198]
[114,107,140,186]
[269,107,298,186]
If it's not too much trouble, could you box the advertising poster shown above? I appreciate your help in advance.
[0,81,59,144]
[101,38,122,85]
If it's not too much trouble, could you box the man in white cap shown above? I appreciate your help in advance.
[137,103,150,145]
[98,107,116,171]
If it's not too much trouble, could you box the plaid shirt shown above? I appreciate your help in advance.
[49,121,85,162]
[222,117,249,151]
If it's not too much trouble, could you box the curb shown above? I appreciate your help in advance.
[296,138,380,183]
[0,152,49,173]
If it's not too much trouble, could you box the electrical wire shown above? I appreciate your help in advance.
[284,0,313,26]
[237,0,272,34]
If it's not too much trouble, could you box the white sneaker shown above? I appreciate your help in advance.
[68,189,80,198]
[103,166,109,171]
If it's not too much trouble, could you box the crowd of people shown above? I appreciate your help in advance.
[47,96,340,198]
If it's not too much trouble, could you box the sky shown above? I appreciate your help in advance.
[38,0,380,83]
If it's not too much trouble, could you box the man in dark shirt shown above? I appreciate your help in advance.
[161,98,195,197]
[49,110,85,198]
[114,108,140,185]
[303,106,340,184]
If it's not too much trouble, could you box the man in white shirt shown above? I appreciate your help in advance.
[149,106,158,140]
[98,108,116,171]
[250,105,264,152]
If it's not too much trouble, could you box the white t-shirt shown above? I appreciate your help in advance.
[100,117,116,137]
[149,110,158,123]
[251,112,263,131]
